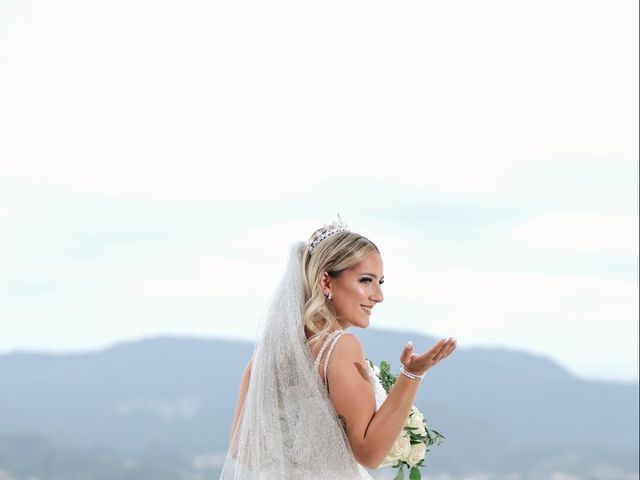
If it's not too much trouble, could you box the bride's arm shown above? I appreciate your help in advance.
[228,356,253,451]
[326,335,420,470]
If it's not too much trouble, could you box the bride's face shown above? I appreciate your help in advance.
[322,251,384,329]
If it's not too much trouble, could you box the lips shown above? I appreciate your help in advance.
[361,305,373,314]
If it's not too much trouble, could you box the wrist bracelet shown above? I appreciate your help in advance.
[400,365,426,381]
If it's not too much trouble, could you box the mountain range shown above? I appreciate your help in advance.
[0,328,637,480]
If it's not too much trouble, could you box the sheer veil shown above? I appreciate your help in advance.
[219,240,365,479]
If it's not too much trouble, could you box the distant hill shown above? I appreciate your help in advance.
[0,329,637,480]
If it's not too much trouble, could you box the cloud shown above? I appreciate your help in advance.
[506,212,639,257]
[0,0,637,202]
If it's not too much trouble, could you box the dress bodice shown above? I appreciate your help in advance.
[365,361,388,411]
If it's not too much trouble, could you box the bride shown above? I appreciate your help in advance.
[219,216,457,479]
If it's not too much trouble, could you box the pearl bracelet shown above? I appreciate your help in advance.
[400,365,426,381]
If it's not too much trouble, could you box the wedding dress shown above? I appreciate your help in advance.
[312,329,389,479]
[218,241,388,480]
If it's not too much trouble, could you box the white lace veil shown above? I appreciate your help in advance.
[218,240,365,480]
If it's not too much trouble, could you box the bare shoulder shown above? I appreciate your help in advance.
[327,332,369,380]
[332,332,365,360]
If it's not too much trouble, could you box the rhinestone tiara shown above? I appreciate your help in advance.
[308,213,350,254]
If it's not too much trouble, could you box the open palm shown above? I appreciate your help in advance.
[400,337,457,375]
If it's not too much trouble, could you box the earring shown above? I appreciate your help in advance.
[327,292,332,301]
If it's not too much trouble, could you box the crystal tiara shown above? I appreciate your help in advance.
[308,213,350,254]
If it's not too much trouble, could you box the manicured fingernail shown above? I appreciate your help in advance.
[406,340,413,348]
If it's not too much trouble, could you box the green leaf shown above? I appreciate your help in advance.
[374,358,399,394]
[409,466,421,480]
[393,466,405,480]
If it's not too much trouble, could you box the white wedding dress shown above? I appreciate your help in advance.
[312,329,389,479]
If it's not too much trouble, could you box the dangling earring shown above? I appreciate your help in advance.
[326,292,332,301]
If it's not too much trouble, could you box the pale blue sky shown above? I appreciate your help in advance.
[0,0,638,383]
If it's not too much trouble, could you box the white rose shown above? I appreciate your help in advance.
[411,406,425,421]
[379,433,412,467]
[373,364,381,376]
[407,407,426,436]
[407,442,427,467]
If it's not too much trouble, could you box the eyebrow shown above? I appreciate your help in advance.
[361,273,384,280]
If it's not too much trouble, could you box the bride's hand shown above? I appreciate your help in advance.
[399,337,457,376]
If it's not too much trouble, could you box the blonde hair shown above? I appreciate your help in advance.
[301,228,380,345]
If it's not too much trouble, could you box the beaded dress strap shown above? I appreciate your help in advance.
[323,330,352,389]
[312,329,343,374]
[318,330,353,390]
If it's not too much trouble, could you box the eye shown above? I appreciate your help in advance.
[360,278,373,284]
[379,280,384,285]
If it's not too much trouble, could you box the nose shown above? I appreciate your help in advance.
[371,283,384,303]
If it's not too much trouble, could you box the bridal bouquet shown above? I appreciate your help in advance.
[368,360,445,480]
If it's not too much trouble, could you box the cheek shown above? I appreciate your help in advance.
[348,284,368,301]
[337,285,363,307]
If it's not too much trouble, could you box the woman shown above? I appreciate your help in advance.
[219,216,457,479]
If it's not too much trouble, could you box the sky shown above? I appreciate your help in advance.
[0,0,638,383]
